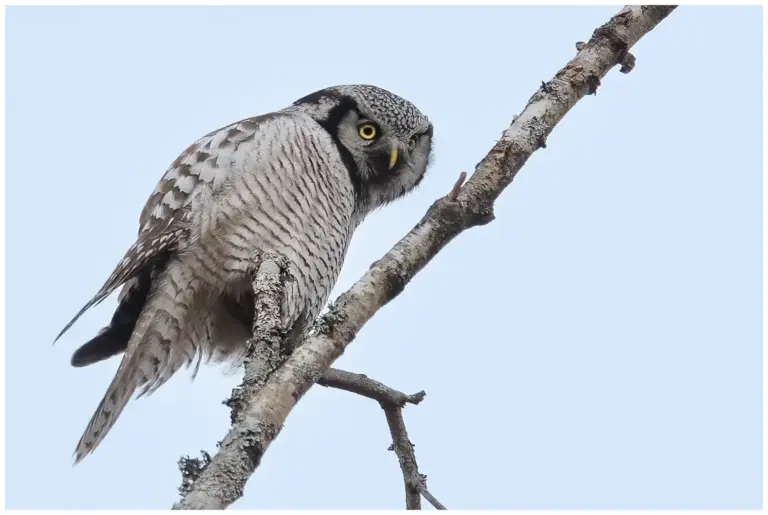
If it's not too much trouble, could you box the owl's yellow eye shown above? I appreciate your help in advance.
[358,123,378,140]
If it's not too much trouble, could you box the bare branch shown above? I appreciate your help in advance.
[384,406,423,510]
[173,5,677,509]
[318,368,426,407]
[224,254,290,423]
[174,254,290,510]
[319,369,443,510]
[384,405,446,510]
[421,488,447,511]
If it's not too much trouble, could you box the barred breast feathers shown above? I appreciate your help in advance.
[69,110,359,463]
[184,111,358,329]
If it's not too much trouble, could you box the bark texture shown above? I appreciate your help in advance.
[174,254,290,510]
[174,5,677,509]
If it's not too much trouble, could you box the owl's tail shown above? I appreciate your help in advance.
[70,273,156,368]
[72,349,145,464]
[73,264,203,464]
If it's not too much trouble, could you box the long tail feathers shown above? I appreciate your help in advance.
[72,266,203,463]
[73,351,143,464]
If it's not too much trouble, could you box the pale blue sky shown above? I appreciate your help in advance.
[5,5,762,510]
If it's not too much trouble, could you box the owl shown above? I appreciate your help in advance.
[55,84,434,463]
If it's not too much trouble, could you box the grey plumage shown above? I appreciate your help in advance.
[55,84,433,463]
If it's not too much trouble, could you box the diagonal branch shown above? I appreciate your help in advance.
[174,5,677,509]
[383,405,445,510]
[384,406,424,510]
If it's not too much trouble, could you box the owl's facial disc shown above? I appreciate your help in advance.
[332,111,405,176]
[293,84,433,209]
[351,118,401,172]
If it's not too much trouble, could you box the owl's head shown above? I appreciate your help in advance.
[292,84,434,210]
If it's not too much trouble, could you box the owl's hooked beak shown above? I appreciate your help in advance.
[388,148,399,170]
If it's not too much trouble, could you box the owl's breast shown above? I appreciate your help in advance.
[184,114,358,328]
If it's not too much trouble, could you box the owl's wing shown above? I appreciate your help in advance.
[54,116,269,344]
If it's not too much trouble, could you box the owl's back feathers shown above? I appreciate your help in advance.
[66,110,358,463]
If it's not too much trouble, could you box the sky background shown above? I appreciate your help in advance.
[5,5,762,510]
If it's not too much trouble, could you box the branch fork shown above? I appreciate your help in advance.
[318,369,446,510]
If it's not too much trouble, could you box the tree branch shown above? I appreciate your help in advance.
[317,368,426,407]
[384,405,446,510]
[384,406,424,510]
[174,5,677,509]
[174,254,291,510]
[224,253,291,423]
[317,369,444,510]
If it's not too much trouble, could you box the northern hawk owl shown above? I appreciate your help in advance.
[55,84,434,463]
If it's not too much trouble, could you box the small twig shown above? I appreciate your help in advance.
[318,368,425,407]
[446,171,468,202]
[420,488,447,510]
[384,406,422,509]
[319,368,445,510]
[383,406,448,510]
